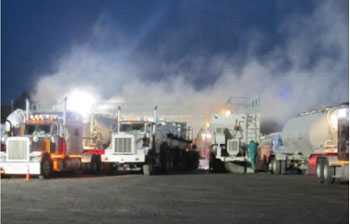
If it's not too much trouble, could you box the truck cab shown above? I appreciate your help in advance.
[101,106,196,175]
[209,112,260,173]
[102,120,153,170]
[1,113,69,177]
[0,99,97,178]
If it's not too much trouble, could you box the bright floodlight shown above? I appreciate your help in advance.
[337,108,348,119]
[224,109,231,117]
[66,89,96,118]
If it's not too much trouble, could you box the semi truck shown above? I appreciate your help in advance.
[0,98,103,178]
[101,106,198,175]
[208,111,261,173]
[263,103,349,183]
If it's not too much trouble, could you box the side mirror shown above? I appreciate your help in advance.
[5,121,11,133]
[142,136,150,147]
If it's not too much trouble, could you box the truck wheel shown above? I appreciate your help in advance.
[142,164,153,176]
[41,156,52,179]
[318,158,326,183]
[316,158,323,178]
[102,163,113,175]
[280,160,286,175]
[323,160,335,184]
[272,159,280,175]
[91,155,102,175]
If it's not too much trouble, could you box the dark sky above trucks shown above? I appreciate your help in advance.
[1,0,348,128]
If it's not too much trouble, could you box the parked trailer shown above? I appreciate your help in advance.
[101,106,198,175]
[315,108,349,184]
[267,103,349,180]
[0,98,103,178]
[82,113,114,150]
[260,132,306,175]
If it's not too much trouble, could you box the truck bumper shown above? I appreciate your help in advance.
[101,154,145,164]
[219,156,247,162]
[0,161,41,175]
[335,164,349,181]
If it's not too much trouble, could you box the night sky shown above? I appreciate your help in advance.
[1,0,348,104]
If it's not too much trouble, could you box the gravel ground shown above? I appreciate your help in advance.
[1,173,348,224]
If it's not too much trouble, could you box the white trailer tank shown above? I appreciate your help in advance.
[282,104,347,156]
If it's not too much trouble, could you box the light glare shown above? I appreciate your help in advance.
[66,89,96,118]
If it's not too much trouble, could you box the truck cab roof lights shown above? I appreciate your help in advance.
[29,114,59,121]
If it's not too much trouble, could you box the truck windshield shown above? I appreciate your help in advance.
[25,124,51,135]
[120,123,145,132]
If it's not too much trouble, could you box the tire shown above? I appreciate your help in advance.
[102,163,113,175]
[316,158,323,178]
[318,158,325,183]
[142,164,153,176]
[212,159,225,173]
[91,155,102,175]
[323,159,335,184]
[41,156,52,179]
[280,160,286,175]
[272,159,280,175]
[160,143,168,173]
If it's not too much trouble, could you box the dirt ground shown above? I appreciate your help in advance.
[1,173,348,224]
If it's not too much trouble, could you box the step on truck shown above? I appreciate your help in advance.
[101,106,198,175]
[0,98,103,178]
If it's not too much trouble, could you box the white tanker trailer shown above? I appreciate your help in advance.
[82,113,114,150]
[268,103,349,183]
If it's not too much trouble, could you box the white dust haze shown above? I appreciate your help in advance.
[33,1,348,133]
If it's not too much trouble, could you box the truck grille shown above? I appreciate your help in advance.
[227,139,239,156]
[113,137,133,154]
[7,137,29,161]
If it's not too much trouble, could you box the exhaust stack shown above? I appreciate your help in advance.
[25,98,30,120]
[63,96,67,127]
[116,106,121,133]
[152,106,158,134]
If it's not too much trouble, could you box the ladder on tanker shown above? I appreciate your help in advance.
[246,113,260,142]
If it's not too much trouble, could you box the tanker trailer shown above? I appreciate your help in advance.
[81,113,114,174]
[270,103,348,177]
[313,106,348,184]
[82,113,114,150]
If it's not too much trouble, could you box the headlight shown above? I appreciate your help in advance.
[30,151,42,161]
[33,135,39,142]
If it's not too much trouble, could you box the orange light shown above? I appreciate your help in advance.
[50,154,65,159]
[68,154,82,159]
